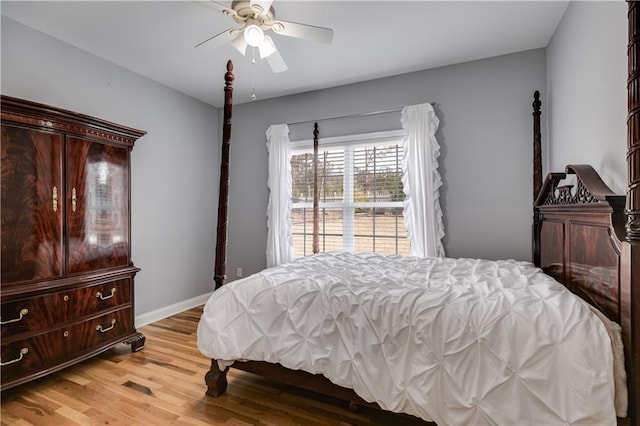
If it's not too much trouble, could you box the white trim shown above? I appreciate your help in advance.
[290,129,406,151]
[135,292,212,328]
[293,201,403,209]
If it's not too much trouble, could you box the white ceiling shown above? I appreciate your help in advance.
[1,1,569,108]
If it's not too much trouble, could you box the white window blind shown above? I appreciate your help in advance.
[291,130,409,257]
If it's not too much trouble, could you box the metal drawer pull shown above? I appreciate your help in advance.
[0,348,29,366]
[71,187,77,213]
[0,308,29,325]
[96,288,116,300]
[96,319,116,333]
[53,186,58,212]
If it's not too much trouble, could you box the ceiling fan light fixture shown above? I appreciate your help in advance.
[197,0,334,73]
[259,35,277,59]
[243,24,265,47]
[230,33,249,55]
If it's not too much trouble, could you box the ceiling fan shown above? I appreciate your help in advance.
[197,0,334,73]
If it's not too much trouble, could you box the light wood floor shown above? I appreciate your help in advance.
[1,306,429,425]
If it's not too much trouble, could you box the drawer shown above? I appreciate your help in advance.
[1,279,131,339]
[1,307,134,384]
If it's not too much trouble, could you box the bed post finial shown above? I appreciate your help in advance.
[214,60,234,290]
[225,60,234,81]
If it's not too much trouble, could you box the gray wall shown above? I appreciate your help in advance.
[225,49,546,280]
[1,17,220,317]
[546,1,627,194]
[11,4,619,315]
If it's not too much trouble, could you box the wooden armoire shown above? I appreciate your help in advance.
[0,95,146,390]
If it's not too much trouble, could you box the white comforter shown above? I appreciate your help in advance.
[197,252,616,425]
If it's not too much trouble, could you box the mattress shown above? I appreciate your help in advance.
[197,252,616,425]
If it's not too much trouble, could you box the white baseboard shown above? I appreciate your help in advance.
[135,292,212,328]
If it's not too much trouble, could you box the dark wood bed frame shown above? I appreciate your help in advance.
[206,4,640,424]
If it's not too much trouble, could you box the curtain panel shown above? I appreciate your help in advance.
[265,124,295,267]
[401,103,445,258]
[266,104,444,265]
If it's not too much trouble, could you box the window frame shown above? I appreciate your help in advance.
[290,129,407,257]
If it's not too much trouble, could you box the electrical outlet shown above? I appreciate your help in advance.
[236,267,243,278]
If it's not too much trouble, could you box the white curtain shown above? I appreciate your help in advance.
[266,124,295,267]
[401,103,445,258]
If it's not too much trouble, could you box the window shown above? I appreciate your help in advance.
[290,131,409,257]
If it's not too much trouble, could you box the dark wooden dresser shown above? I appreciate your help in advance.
[0,96,146,390]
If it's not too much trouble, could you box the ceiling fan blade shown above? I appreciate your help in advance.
[195,28,237,49]
[272,20,333,44]
[264,41,288,73]
[198,1,237,18]
[249,0,273,16]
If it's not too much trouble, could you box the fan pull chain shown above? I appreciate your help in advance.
[251,47,257,101]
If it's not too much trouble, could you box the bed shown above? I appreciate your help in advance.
[197,6,640,423]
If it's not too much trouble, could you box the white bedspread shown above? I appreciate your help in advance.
[197,252,616,425]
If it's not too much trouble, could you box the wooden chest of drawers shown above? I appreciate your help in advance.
[1,96,145,390]
[1,285,137,386]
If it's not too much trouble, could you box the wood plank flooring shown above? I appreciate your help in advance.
[1,306,430,425]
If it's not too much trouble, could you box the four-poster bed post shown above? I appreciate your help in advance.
[532,90,542,201]
[625,2,640,424]
[206,59,234,396]
[628,1,640,241]
[313,122,320,254]
[532,90,543,263]
[214,60,234,290]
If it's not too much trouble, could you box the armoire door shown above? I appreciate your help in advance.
[1,124,64,284]
[66,136,130,274]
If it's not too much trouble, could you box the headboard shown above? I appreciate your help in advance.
[533,165,626,323]
[533,165,636,425]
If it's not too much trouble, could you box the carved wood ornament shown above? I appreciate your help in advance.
[537,165,620,207]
